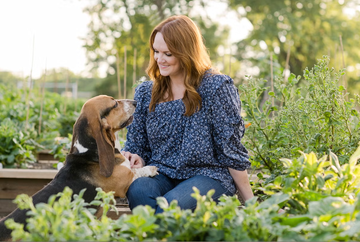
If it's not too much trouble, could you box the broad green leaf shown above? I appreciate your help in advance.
[308,197,353,217]
[278,215,312,227]
[349,145,360,168]
[257,193,289,210]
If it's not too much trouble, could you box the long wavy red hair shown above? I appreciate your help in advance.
[146,15,218,116]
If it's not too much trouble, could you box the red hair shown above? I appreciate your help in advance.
[146,15,218,116]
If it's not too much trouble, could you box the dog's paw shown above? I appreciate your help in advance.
[147,166,159,177]
[132,166,159,180]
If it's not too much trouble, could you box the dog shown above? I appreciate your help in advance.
[0,95,158,241]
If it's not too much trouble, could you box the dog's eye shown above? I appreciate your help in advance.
[101,102,118,118]
[114,101,118,108]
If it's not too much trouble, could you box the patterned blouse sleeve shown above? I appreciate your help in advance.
[210,77,251,171]
[122,82,152,163]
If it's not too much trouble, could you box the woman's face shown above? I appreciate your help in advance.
[153,32,183,80]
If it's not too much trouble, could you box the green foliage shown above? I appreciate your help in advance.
[83,0,230,97]
[228,0,360,90]
[240,57,360,172]
[0,84,85,167]
[257,145,360,213]
[5,144,360,242]
[5,187,118,241]
[0,71,21,88]
[50,135,72,163]
[0,118,41,168]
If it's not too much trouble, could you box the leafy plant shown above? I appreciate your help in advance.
[4,143,360,242]
[255,144,360,213]
[0,84,85,167]
[0,118,42,168]
[240,56,360,172]
[5,187,118,241]
[50,135,72,163]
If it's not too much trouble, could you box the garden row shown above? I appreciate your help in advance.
[5,145,360,241]
[2,57,360,241]
[0,84,85,168]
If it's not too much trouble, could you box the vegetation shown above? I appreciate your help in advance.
[5,144,360,241]
[228,0,360,93]
[0,84,85,167]
[2,58,360,241]
[2,1,360,238]
[80,0,360,98]
[240,57,360,174]
[82,0,230,97]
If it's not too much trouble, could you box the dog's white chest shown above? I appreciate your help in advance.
[74,139,88,153]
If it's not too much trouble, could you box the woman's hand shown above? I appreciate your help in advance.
[121,151,145,168]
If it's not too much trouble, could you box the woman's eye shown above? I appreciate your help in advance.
[165,53,172,56]
[154,50,159,53]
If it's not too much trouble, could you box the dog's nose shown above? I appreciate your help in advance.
[132,100,137,107]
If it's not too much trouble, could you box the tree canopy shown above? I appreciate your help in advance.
[228,0,360,94]
[82,0,360,96]
[82,0,230,97]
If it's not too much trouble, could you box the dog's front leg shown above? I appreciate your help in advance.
[131,166,158,181]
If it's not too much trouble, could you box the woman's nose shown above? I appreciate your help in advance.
[157,55,165,63]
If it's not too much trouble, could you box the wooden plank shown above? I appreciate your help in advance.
[107,207,132,219]
[0,178,52,199]
[0,199,17,218]
[0,169,57,179]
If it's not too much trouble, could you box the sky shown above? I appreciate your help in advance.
[0,0,251,79]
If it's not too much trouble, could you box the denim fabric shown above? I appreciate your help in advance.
[126,173,232,213]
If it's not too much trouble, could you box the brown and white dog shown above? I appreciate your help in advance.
[0,95,157,241]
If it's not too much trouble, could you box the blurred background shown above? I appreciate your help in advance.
[1,0,360,99]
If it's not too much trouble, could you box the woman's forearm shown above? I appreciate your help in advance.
[228,168,254,202]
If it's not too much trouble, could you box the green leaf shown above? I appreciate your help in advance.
[278,215,312,227]
[308,197,353,217]
[351,109,358,116]
[257,192,289,210]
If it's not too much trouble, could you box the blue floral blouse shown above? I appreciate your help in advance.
[123,72,250,194]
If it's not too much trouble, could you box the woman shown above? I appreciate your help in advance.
[121,15,253,213]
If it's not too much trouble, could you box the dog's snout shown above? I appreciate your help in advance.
[132,100,137,107]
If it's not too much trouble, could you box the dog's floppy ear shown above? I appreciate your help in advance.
[90,118,115,177]
[83,98,116,178]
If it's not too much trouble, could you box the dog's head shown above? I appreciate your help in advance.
[70,95,136,177]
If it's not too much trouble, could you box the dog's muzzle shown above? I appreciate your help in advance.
[120,116,134,129]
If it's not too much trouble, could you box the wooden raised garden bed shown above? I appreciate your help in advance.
[0,168,57,218]
[0,166,131,219]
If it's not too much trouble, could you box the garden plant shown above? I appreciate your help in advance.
[240,56,360,176]
[0,84,85,167]
[4,144,360,241]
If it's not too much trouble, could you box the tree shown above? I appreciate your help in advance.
[34,68,101,98]
[228,0,360,94]
[82,0,230,97]
[0,71,22,88]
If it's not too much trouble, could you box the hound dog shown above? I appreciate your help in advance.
[0,95,158,241]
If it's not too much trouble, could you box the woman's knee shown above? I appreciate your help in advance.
[126,174,174,210]
[126,177,157,208]
[161,175,230,211]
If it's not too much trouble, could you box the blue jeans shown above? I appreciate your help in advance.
[126,173,233,213]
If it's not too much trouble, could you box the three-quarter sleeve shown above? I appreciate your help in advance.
[122,81,152,163]
[210,78,251,171]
